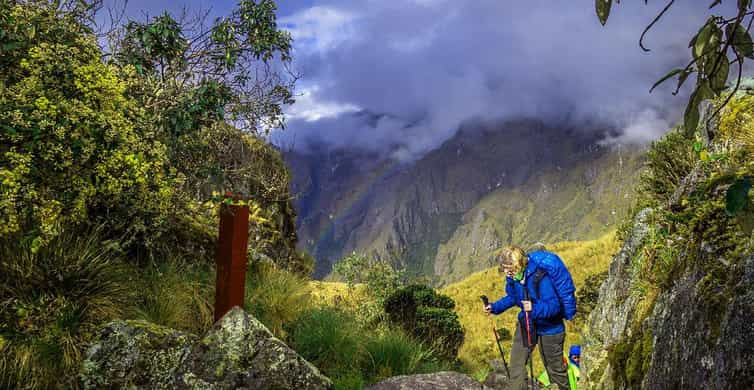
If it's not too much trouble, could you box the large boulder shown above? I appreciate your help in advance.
[81,307,333,389]
[367,371,489,390]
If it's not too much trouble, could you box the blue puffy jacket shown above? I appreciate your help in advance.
[528,251,577,320]
[489,251,577,335]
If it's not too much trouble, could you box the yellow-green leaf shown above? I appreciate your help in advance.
[596,0,612,26]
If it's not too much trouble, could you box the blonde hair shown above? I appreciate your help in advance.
[496,245,528,269]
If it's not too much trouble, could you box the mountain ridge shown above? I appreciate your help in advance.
[286,118,643,282]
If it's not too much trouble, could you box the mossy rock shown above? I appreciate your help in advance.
[80,308,333,389]
[80,320,198,389]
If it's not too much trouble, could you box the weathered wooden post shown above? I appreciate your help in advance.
[214,192,250,322]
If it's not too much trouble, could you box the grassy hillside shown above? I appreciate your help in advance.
[440,232,620,376]
[433,146,642,285]
[311,232,620,379]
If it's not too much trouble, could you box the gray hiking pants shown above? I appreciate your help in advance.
[509,322,569,390]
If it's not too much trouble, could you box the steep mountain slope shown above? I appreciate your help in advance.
[434,147,641,284]
[583,90,754,388]
[287,118,643,280]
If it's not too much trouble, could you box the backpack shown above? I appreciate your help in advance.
[528,251,577,320]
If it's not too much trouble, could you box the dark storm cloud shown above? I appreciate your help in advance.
[278,0,734,160]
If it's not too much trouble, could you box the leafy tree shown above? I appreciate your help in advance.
[108,1,305,269]
[595,0,754,138]
[112,0,295,138]
[0,1,172,247]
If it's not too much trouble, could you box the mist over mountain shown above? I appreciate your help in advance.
[273,1,732,164]
[286,118,643,280]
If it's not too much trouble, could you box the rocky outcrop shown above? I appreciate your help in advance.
[642,253,754,389]
[583,89,754,389]
[582,208,653,386]
[367,371,489,390]
[80,307,333,389]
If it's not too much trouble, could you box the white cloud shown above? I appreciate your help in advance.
[285,85,360,122]
[280,6,358,52]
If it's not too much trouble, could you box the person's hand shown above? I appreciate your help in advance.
[522,300,532,312]
[484,304,492,315]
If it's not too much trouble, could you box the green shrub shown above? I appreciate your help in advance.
[576,270,608,319]
[333,253,403,324]
[638,129,696,207]
[361,327,441,383]
[133,258,214,335]
[414,306,465,359]
[0,2,173,248]
[0,229,128,389]
[384,284,464,360]
[333,374,366,390]
[246,262,311,338]
[286,306,363,379]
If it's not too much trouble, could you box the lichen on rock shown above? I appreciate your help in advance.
[367,371,490,390]
[80,307,333,389]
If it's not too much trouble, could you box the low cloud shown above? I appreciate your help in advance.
[276,1,733,159]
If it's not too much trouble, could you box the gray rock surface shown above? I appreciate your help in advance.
[367,371,489,390]
[80,307,333,389]
[643,253,754,389]
[582,208,653,388]
[582,127,754,390]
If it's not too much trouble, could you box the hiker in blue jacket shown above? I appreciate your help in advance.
[483,246,576,390]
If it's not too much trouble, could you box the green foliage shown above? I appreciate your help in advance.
[639,129,696,207]
[245,262,311,338]
[384,284,464,360]
[116,12,188,77]
[725,176,752,216]
[606,94,754,387]
[287,305,450,389]
[333,253,403,323]
[111,3,303,269]
[0,1,308,385]
[286,307,363,379]
[361,327,443,383]
[608,330,654,388]
[0,228,128,389]
[0,2,172,246]
[576,270,608,319]
[596,1,754,139]
[113,0,294,136]
[133,259,214,335]
[334,253,402,300]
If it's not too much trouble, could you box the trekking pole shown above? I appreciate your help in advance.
[523,285,535,390]
[481,295,510,378]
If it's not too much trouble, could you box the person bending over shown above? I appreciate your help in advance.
[483,246,575,390]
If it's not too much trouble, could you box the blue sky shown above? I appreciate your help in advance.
[106,0,734,160]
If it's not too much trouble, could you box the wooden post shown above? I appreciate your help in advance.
[214,193,250,322]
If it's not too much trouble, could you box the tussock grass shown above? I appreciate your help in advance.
[286,307,363,378]
[133,258,214,335]
[246,261,312,338]
[287,306,446,389]
[362,327,446,382]
[0,230,128,389]
[441,232,620,375]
